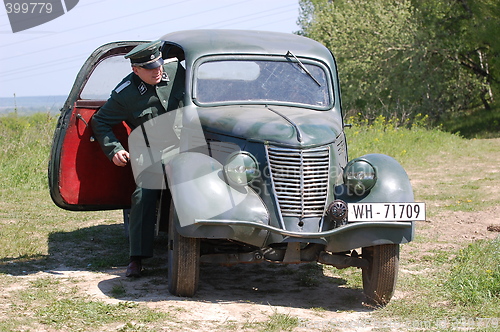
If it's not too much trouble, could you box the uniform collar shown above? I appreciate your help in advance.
[132,71,169,96]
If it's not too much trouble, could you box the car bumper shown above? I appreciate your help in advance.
[191,219,414,252]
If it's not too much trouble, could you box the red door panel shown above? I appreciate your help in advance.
[51,102,136,210]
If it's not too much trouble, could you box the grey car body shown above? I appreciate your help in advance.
[49,29,420,305]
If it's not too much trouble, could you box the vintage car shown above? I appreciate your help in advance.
[48,29,425,305]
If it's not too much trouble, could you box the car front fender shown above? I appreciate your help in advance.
[165,152,269,244]
[339,153,415,203]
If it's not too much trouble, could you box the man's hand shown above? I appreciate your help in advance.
[112,150,130,167]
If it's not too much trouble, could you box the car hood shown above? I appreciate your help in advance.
[196,105,343,147]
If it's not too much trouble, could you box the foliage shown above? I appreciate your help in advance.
[0,113,56,190]
[378,240,500,329]
[413,0,500,112]
[298,0,418,119]
[345,114,462,166]
[297,0,500,124]
[255,311,299,332]
[12,277,170,331]
[346,115,500,216]
[446,238,500,312]
[440,102,500,139]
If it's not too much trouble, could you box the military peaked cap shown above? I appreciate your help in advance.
[125,40,165,69]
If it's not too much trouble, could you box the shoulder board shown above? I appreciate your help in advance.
[115,80,131,94]
[164,57,178,64]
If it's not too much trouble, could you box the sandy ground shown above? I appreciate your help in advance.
[15,203,499,331]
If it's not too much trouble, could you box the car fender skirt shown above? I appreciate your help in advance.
[165,152,269,245]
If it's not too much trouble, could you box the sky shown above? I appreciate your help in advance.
[0,0,301,98]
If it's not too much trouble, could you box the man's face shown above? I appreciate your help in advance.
[133,65,163,85]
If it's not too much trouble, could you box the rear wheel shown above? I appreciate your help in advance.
[167,202,200,297]
[362,244,399,306]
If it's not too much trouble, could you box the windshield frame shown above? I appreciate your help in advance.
[191,55,334,110]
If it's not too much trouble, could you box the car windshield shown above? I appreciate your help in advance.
[194,59,331,108]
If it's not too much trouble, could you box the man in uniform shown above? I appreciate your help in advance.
[91,40,185,277]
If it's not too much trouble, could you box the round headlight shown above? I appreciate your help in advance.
[344,160,377,195]
[224,152,259,185]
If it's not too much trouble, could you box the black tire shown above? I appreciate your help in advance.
[362,244,399,306]
[167,202,200,297]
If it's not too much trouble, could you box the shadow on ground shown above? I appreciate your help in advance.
[95,260,368,312]
[0,223,370,312]
[0,224,130,276]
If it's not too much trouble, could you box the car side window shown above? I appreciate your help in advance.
[80,56,132,100]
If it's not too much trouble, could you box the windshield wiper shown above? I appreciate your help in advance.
[286,50,321,87]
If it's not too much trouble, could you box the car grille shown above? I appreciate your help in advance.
[266,145,330,218]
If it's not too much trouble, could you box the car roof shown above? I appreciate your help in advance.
[160,29,335,65]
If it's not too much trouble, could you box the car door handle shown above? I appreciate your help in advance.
[76,114,95,142]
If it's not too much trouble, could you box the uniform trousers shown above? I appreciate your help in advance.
[129,186,161,258]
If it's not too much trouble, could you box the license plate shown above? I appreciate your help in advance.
[347,203,426,222]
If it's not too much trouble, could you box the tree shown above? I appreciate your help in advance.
[413,0,500,111]
[297,0,500,122]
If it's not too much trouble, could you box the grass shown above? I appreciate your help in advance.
[344,115,500,330]
[256,311,300,332]
[346,114,485,168]
[0,112,55,191]
[2,274,171,331]
[346,114,460,166]
[346,114,500,215]
[296,262,323,287]
[0,114,177,331]
[1,112,499,331]
[440,104,500,139]
[240,308,300,332]
[447,238,500,314]
[375,240,500,331]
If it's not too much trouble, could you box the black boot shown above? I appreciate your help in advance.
[125,257,142,277]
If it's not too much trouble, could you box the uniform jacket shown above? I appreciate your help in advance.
[91,59,185,160]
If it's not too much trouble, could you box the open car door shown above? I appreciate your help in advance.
[49,42,144,211]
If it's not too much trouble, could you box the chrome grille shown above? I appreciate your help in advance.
[266,145,330,218]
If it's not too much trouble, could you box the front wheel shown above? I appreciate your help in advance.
[362,244,399,306]
[167,202,200,297]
